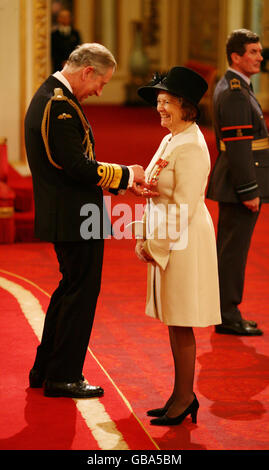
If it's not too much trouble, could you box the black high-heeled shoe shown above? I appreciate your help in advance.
[147,405,169,417]
[150,394,199,426]
[147,396,175,417]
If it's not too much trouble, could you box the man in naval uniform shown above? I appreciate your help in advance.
[25,43,157,398]
[207,29,269,336]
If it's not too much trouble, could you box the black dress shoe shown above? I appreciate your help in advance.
[29,368,44,388]
[150,395,199,426]
[242,319,258,328]
[44,379,104,398]
[215,321,263,336]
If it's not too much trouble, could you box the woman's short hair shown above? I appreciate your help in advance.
[67,43,117,75]
[226,29,260,65]
[178,97,198,122]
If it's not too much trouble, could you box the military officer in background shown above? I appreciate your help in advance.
[207,29,269,336]
[25,43,157,398]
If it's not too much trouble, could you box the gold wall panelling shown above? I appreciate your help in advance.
[33,0,50,93]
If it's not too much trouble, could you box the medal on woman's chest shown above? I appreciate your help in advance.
[149,158,169,184]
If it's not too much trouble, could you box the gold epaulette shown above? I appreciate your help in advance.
[97,163,123,189]
[53,88,64,100]
[230,78,241,90]
[41,88,94,170]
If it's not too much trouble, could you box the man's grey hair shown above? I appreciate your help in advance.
[66,43,117,75]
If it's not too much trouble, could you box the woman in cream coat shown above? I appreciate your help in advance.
[135,67,221,426]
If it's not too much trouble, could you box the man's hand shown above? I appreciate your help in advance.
[129,165,146,185]
[243,197,260,212]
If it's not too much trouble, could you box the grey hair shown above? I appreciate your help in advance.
[66,43,117,75]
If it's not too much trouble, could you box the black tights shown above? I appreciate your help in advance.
[164,326,196,417]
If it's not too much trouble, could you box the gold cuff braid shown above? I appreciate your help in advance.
[220,137,269,152]
[97,163,123,189]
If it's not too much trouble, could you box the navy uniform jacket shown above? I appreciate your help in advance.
[24,75,130,241]
[207,70,269,203]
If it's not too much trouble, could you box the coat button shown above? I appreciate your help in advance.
[255,161,259,166]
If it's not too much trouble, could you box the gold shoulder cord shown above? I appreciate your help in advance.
[41,88,94,170]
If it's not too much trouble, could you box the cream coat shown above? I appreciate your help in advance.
[141,123,221,327]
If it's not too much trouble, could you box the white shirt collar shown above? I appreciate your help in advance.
[58,25,71,35]
[228,67,251,85]
[53,71,73,94]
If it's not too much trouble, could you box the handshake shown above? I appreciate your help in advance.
[129,164,159,198]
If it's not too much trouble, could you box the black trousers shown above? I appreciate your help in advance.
[216,202,260,324]
[33,239,104,382]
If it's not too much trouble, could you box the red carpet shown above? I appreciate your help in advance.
[0,106,268,455]
[0,268,158,451]
[0,199,269,452]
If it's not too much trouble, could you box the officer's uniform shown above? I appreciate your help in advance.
[207,69,269,325]
[24,75,130,382]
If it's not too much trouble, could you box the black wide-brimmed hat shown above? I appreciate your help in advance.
[137,66,208,113]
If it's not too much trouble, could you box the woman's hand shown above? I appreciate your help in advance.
[129,181,160,198]
[243,196,260,212]
[135,240,156,265]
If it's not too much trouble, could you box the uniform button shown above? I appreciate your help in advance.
[255,161,259,166]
